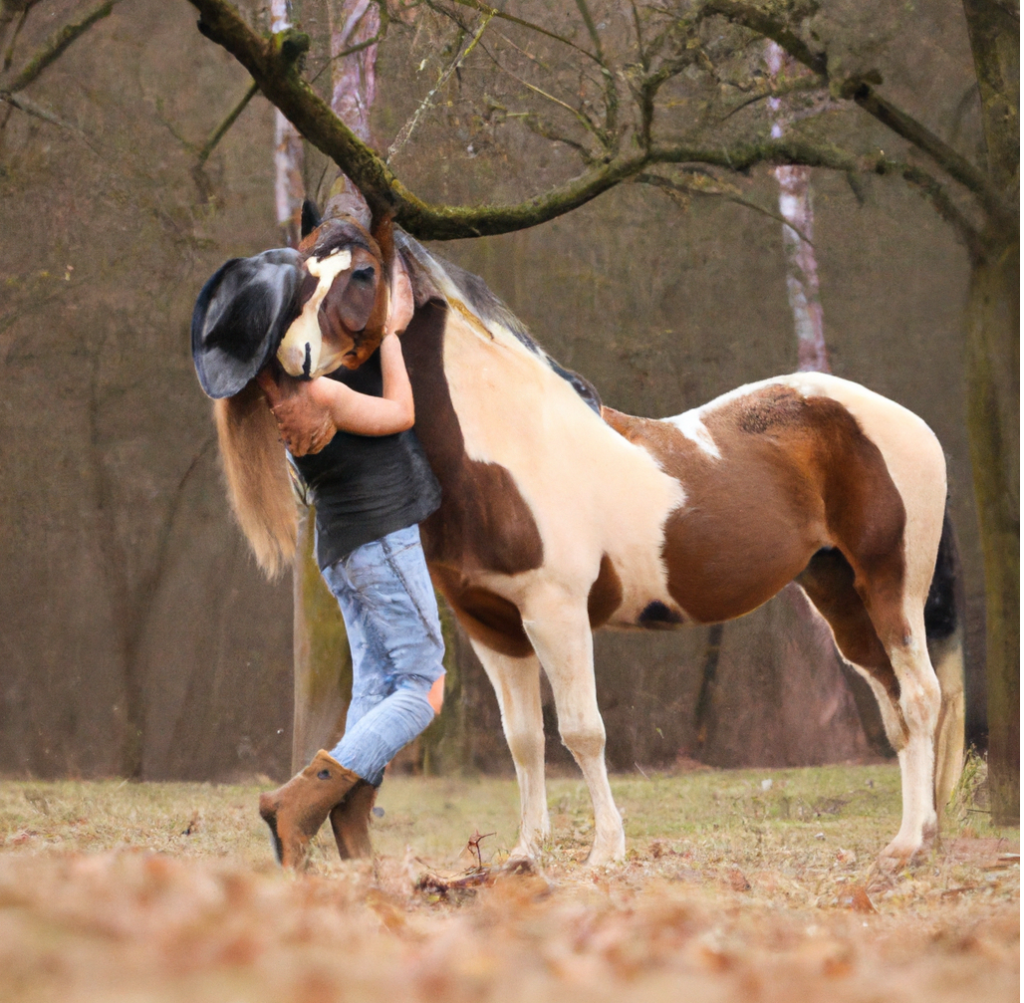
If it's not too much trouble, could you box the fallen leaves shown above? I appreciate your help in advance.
[0,772,1017,1003]
[840,885,876,913]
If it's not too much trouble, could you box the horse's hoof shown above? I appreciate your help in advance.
[584,845,626,869]
[878,837,923,870]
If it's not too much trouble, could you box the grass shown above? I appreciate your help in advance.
[0,763,1018,1002]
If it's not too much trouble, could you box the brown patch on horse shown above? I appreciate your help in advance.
[587,554,623,629]
[737,385,805,433]
[797,549,901,694]
[431,566,533,658]
[604,387,907,632]
[403,300,544,580]
[796,547,907,745]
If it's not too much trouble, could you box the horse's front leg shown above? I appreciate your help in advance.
[521,589,624,867]
[469,640,550,862]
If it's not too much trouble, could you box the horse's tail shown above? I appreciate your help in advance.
[214,382,298,579]
[926,509,966,808]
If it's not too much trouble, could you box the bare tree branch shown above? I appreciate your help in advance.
[309,0,389,87]
[702,0,1014,224]
[636,169,816,244]
[843,80,1011,225]
[0,88,81,131]
[3,0,119,95]
[2,1,36,72]
[574,0,619,145]
[387,10,492,162]
[186,0,985,248]
[479,40,604,152]
[446,0,600,64]
[701,0,827,76]
[719,74,823,122]
[196,79,258,167]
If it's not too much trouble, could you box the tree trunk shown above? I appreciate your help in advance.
[960,0,1019,826]
[271,0,304,247]
[965,236,1019,825]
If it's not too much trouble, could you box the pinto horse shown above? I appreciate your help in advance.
[193,204,965,867]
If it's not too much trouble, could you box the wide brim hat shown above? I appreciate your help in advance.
[191,247,305,399]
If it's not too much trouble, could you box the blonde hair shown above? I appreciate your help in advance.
[214,381,298,578]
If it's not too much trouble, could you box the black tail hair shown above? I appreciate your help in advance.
[924,511,959,644]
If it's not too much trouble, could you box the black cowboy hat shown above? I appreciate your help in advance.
[191,247,305,399]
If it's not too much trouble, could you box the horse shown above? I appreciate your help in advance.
[193,200,965,867]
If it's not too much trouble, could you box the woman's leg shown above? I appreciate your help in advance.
[321,524,446,786]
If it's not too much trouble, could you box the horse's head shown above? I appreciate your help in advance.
[191,190,392,399]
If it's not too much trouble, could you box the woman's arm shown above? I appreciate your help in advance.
[258,256,417,454]
[305,333,414,436]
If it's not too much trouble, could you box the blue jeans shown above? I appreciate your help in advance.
[321,524,445,786]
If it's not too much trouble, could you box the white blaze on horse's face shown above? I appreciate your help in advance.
[276,248,353,378]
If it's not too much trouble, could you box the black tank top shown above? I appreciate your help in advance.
[291,349,442,569]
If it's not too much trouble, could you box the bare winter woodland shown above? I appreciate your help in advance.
[1,0,1010,785]
[0,2,1017,1000]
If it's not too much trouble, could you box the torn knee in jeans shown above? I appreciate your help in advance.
[427,674,445,715]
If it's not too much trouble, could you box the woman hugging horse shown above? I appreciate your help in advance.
[191,189,964,870]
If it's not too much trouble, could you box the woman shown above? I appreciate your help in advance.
[255,259,446,869]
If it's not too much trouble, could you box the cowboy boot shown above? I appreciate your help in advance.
[328,780,377,860]
[259,750,362,869]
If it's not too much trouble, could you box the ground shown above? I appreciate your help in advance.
[0,763,1017,1002]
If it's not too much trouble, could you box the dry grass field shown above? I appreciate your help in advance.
[0,762,1017,1002]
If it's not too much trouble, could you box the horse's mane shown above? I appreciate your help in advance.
[395,231,602,414]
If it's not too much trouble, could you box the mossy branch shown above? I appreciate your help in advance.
[3,0,119,95]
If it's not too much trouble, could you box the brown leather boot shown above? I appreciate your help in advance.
[258,750,362,869]
[329,780,377,860]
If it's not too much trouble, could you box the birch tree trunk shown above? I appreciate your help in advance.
[764,43,886,755]
[271,2,304,248]
[765,43,829,374]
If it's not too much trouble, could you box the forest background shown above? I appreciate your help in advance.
[0,0,1006,796]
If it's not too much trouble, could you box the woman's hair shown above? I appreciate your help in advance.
[214,381,298,578]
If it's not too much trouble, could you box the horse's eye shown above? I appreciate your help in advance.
[351,266,375,284]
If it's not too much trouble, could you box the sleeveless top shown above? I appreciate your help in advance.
[290,349,442,570]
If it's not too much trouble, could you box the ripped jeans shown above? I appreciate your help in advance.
[321,524,445,787]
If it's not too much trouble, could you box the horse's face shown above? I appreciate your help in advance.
[190,215,388,400]
[278,217,389,379]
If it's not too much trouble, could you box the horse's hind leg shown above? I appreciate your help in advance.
[469,641,550,861]
[880,626,942,861]
[797,548,941,861]
[520,587,624,866]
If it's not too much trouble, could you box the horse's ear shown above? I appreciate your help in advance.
[191,248,304,399]
[301,199,322,239]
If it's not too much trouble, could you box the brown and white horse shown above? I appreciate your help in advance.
[207,212,965,867]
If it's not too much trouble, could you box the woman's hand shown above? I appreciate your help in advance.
[256,369,337,457]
